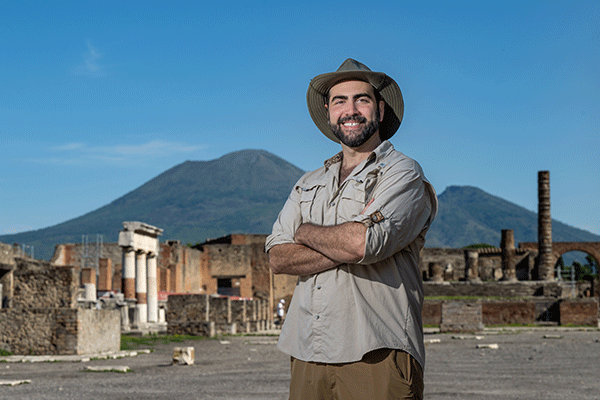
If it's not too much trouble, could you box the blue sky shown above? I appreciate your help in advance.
[1,1,598,237]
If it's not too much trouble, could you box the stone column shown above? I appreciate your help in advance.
[465,250,481,282]
[538,171,554,280]
[429,262,444,283]
[501,229,517,282]
[122,248,136,300]
[135,251,148,325]
[147,254,158,323]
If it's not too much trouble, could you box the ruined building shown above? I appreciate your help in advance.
[0,242,120,355]
[420,171,600,294]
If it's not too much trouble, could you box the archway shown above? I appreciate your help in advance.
[555,251,598,281]
[554,249,598,298]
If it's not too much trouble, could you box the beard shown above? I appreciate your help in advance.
[329,114,380,148]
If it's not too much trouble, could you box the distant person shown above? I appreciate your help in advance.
[276,299,286,325]
[266,59,437,399]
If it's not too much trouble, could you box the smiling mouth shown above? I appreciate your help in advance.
[339,116,366,128]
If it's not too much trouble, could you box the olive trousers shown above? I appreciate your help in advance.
[289,348,423,400]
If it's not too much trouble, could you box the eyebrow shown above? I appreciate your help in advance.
[330,92,374,103]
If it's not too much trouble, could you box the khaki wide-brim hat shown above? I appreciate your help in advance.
[307,58,404,143]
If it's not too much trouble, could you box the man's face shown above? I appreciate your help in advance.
[326,80,384,148]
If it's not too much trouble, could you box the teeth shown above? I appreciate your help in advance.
[344,122,359,127]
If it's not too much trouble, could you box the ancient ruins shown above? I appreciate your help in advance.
[1,170,598,354]
[118,221,163,329]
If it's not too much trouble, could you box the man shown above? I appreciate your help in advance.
[266,59,437,399]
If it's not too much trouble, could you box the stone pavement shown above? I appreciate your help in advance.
[0,328,598,399]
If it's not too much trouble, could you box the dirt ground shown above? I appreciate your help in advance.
[0,327,598,400]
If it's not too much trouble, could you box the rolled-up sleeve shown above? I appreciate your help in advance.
[353,162,435,265]
[265,182,303,253]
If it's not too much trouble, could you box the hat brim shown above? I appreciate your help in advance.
[307,70,404,143]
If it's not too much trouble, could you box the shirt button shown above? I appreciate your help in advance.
[315,315,320,320]
[317,285,322,290]
[329,202,335,207]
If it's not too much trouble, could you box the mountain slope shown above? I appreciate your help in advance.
[425,186,600,247]
[0,149,305,260]
[1,152,598,261]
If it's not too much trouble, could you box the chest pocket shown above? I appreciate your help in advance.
[297,182,327,225]
[338,170,379,223]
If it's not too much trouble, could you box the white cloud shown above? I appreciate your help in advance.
[1,226,34,235]
[51,142,85,151]
[73,41,106,77]
[32,140,206,166]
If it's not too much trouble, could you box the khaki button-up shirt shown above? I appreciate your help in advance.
[265,140,437,369]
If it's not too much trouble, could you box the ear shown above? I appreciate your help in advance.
[378,100,385,122]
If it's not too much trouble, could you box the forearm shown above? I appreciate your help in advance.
[268,243,340,276]
[294,222,366,264]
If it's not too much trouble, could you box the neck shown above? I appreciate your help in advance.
[340,133,382,171]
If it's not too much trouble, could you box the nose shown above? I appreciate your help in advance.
[342,101,359,117]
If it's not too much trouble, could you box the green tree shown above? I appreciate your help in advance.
[558,255,599,281]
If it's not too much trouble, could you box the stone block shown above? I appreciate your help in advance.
[440,300,483,333]
[173,346,195,365]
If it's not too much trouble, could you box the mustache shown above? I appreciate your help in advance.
[337,115,367,125]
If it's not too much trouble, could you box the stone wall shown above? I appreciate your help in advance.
[11,261,78,309]
[481,300,536,326]
[0,308,77,354]
[424,281,564,298]
[423,298,599,329]
[440,301,484,333]
[0,242,25,266]
[559,298,599,326]
[167,294,271,336]
[422,300,442,326]
[0,259,120,355]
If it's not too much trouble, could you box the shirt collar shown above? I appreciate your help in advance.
[324,140,394,171]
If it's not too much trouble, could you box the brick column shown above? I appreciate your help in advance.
[501,229,517,282]
[81,267,96,286]
[122,248,136,300]
[538,171,554,280]
[135,251,148,325]
[98,258,112,292]
[147,254,158,323]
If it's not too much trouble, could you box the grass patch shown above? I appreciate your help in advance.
[0,349,13,357]
[84,368,132,373]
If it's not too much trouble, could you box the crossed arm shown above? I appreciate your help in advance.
[268,222,367,276]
